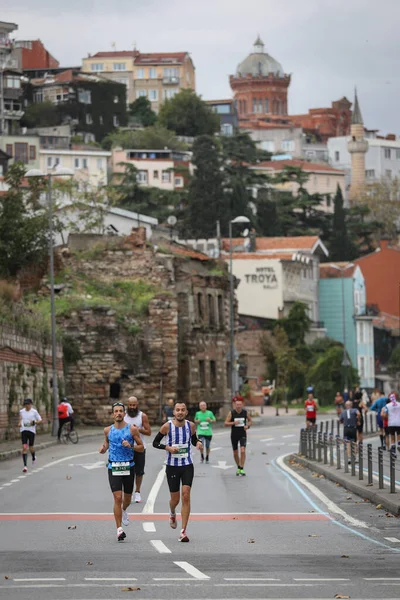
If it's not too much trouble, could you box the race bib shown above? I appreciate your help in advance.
[23,420,32,427]
[307,405,314,412]
[200,422,209,429]
[111,461,131,476]
[172,444,189,458]
[234,417,245,427]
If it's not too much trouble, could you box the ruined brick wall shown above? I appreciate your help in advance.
[0,326,63,440]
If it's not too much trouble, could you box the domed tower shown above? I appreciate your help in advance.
[347,89,368,202]
[230,36,291,127]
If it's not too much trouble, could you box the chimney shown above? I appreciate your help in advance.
[386,134,396,141]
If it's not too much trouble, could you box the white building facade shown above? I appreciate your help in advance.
[39,148,111,187]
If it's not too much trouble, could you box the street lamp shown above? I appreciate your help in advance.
[229,215,250,402]
[26,166,74,436]
[329,263,355,391]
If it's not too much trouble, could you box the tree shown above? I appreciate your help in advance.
[20,100,60,128]
[158,89,219,137]
[328,185,357,261]
[0,163,49,277]
[388,345,400,388]
[102,124,184,150]
[128,97,157,127]
[356,177,400,242]
[278,302,311,347]
[307,345,358,405]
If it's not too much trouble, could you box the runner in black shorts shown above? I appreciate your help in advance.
[224,398,252,476]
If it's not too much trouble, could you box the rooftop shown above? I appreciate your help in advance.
[319,263,357,279]
[222,235,328,255]
[253,159,344,174]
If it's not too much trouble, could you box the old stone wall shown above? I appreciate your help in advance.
[0,325,63,440]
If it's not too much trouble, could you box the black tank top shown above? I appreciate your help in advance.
[231,409,247,434]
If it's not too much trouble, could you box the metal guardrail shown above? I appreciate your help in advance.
[298,418,399,494]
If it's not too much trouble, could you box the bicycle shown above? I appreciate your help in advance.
[60,420,79,444]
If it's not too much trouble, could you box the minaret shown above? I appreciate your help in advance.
[347,89,368,202]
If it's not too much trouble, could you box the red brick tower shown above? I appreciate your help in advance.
[230,36,291,128]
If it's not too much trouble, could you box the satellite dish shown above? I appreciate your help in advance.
[242,228,249,237]
[167,215,177,226]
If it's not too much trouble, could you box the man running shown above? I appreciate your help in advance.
[304,386,318,429]
[152,402,203,542]
[381,392,400,455]
[194,401,216,463]
[370,392,388,449]
[19,399,42,473]
[99,401,144,542]
[57,397,74,442]
[339,400,360,463]
[224,398,252,476]
[124,396,151,503]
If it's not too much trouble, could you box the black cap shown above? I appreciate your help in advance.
[23,398,33,405]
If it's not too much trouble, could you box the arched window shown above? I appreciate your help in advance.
[197,292,203,321]
[265,98,269,113]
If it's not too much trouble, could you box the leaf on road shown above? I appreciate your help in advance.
[340,555,349,559]
[334,594,350,599]
[262,452,268,455]
[87,562,93,566]
[336,482,342,487]
[385,513,394,518]
[68,525,76,530]
[376,504,383,509]
[308,510,316,513]
[346,496,352,500]
[366,483,373,486]
[4,576,9,580]
[312,473,319,477]
[66,475,72,480]
[308,534,320,537]
[363,499,369,502]
[122,587,141,591]
[248,539,255,543]
[265,462,270,465]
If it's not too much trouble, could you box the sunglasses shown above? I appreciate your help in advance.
[112,402,125,408]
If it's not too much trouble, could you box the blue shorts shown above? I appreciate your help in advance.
[199,435,212,449]
[377,415,384,429]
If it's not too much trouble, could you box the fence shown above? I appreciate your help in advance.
[298,418,399,495]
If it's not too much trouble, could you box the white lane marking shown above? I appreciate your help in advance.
[10,479,20,483]
[0,511,326,517]
[210,447,222,451]
[224,578,280,581]
[84,578,137,581]
[276,454,368,529]
[17,476,27,479]
[150,540,171,554]
[211,461,234,470]
[365,578,400,581]
[143,522,156,532]
[142,466,165,514]
[13,578,66,581]
[3,483,12,487]
[153,578,197,581]
[385,537,400,543]
[215,584,314,587]
[294,578,350,581]
[174,561,210,580]
[261,437,274,442]
[282,434,296,438]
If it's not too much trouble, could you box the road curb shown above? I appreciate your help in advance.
[0,429,101,462]
[290,453,400,516]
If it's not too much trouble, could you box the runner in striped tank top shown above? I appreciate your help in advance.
[153,401,203,542]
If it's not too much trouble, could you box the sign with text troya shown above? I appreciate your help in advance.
[244,266,278,289]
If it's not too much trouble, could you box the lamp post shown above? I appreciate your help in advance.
[26,166,74,436]
[329,263,355,391]
[228,216,250,401]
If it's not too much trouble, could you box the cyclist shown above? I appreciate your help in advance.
[57,397,74,442]
[19,399,42,473]
[124,396,151,503]
[224,397,252,476]
[99,401,144,542]
[194,401,216,463]
[304,386,318,429]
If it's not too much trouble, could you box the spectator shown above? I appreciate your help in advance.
[340,400,360,463]
[334,391,344,416]
[352,390,368,444]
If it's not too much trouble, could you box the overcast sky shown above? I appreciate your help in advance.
[4,0,399,134]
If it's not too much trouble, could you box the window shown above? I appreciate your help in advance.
[163,88,178,100]
[47,156,53,168]
[86,113,93,124]
[29,145,36,160]
[199,360,206,388]
[90,63,104,72]
[114,95,119,103]
[115,77,129,88]
[197,292,203,320]
[208,294,215,326]
[261,141,275,152]
[136,68,145,79]
[214,104,230,114]
[359,356,366,379]
[82,158,88,169]
[137,170,148,183]
[6,144,13,157]
[385,169,392,179]
[109,382,120,399]
[162,170,171,183]
[217,295,224,327]
[384,147,391,159]
[113,115,119,127]
[149,68,157,79]
[366,169,375,178]
[358,322,365,344]
[14,143,28,164]
[5,76,21,89]
[113,62,126,71]
[163,67,179,78]
[282,140,294,151]
[136,89,147,98]
[335,151,340,162]
[265,98,269,112]
[74,158,80,169]
[78,89,91,104]
[174,176,183,187]
[153,170,159,179]
[396,149,400,160]
[148,89,158,102]
[221,123,233,136]
[210,361,217,389]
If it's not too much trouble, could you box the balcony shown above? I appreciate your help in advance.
[3,109,24,120]
[163,76,180,85]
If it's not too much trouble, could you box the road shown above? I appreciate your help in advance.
[1,415,400,600]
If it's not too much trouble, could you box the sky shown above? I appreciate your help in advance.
[4,0,400,134]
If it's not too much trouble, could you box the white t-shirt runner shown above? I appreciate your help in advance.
[19,408,42,434]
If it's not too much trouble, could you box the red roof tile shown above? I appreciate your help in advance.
[229,252,294,261]
[159,243,209,261]
[319,263,356,279]
[221,236,320,253]
[373,312,400,332]
[92,51,137,58]
[253,159,344,174]
[134,52,188,65]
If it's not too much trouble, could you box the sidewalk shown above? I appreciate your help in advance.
[0,427,104,462]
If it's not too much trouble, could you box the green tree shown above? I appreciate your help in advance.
[307,345,358,405]
[158,89,219,137]
[102,124,184,150]
[0,163,49,277]
[128,97,157,127]
[278,301,311,347]
[357,177,400,242]
[21,100,60,128]
[388,345,400,387]
[328,185,357,261]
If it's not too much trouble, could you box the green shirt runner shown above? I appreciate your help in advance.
[195,409,216,437]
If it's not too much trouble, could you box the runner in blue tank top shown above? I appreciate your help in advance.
[153,401,203,542]
[99,402,144,542]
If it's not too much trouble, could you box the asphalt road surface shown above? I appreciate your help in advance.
[1,415,400,600]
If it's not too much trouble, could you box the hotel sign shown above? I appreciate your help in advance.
[244,266,278,289]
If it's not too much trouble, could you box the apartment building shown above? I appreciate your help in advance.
[39,147,111,187]
[0,21,25,135]
[82,49,195,110]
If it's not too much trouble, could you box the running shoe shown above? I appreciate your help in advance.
[117,527,126,542]
[122,509,130,526]
[178,528,189,542]
[205,456,209,463]
[134,492,141,503]
[236,467,241,476]
[22,467,28,473]
[200,456,204,463]
[32,459,36,465]
[239,468,246,476]
[169,513,177,529]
